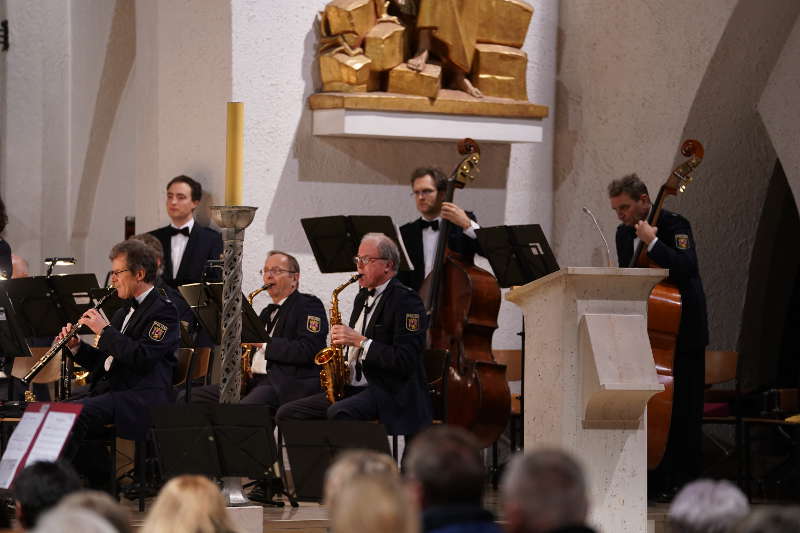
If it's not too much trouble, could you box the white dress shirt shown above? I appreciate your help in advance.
[421,216,480,278]
[170,218,195,279]
[250,296,287,375]
[349,278,391,386]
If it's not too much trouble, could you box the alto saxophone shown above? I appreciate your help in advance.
[315,273,362,404]
[241,283,272,394]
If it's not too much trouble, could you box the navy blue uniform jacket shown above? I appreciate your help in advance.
[398,212,481,291]
[616,210,709,350]
[262,290,328,404]
[352,277,432,435]
[149,224,223,288]
[74,288,178,440]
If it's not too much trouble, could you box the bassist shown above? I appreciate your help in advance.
[609,173,708,500]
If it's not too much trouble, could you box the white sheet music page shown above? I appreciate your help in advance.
[0,408,47,489]
[24,411,77,467]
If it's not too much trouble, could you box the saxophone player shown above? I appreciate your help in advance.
[188,250,328,407]
[277,233,432,439]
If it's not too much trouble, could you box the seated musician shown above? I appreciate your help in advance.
[398,167,482,291]
[58,240,179,490]
[276,233,432,439]
[608,174,708,499]
[188,250,328,407]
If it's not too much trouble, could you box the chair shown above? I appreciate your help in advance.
[701,351,742,481]
[11,347,61,400]
[172,347,212,402]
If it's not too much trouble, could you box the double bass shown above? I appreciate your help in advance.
[635,139,704,469]
[420,139,511,448]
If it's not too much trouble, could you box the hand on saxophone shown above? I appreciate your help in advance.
[331,324,366,348]
[80,308,110,335]
[56,323,81,350]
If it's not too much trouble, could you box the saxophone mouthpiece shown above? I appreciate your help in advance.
[263,283,275,290]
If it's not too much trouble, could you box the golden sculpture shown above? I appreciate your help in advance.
[311,0,547,119]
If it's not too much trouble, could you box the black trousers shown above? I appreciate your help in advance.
[275,386,379,424]
[650,345,705,492]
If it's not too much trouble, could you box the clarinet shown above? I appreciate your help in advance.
[21,288,116,386]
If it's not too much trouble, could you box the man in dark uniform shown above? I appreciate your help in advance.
[59,239,178,489]
[608,173,708,498]
[149,175,223,289]
[398,167,482,291]
[188,250,328,407]
[276,233,432,438]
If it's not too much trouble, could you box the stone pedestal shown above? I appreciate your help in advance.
[506,267,666,533]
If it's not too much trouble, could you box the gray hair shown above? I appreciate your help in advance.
[607,173,649,199]
[361,233,400,273]
[668,479,749,533]
[32,508,118,533]
[58,491,132,533]
[109,240,158,283]
[501,449,589,533]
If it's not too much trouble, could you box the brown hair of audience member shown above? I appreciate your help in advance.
[324,449,399,505]
[404,425,486,508]
[140,475,240,533]
[57,490,132,533]
[501,449,589,533]
[330,474,419,533]
[734,505,800,533]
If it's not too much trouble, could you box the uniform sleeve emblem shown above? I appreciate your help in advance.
[148,321,168,341]
[406,313,420,332]
[307,316,321,333]
[675,234,690,250]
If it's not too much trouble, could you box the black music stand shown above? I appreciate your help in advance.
[475,224,559,288]
[0,287,32,402]
[279,420,392,501]
[301,215,412,273]
[150,404,296,506]
[177,283,269,346]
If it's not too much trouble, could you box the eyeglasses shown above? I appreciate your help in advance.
[110,268,130,278]
[410,188,438,198]
[353,256,387,267]
[260,268,297,276]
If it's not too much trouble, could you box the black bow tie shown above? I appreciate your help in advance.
[359,288,376,299]
[167,226,191,237]
[128,298,139,310]
[420,219,439,231]
[265,303,281,316]
[265,303,281,331]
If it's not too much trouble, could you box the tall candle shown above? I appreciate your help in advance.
[225,102,244,206]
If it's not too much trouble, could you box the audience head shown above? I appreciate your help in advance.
[404,425,486,509]
[330,473,418,533]
[734,506,800,533]
[13,460,82,529]
[324,449,399,505]
[57,490,132,533]
[668,479,749,533]
[501,449,589,533]
[141,475,240,533]
[31,507,117,533]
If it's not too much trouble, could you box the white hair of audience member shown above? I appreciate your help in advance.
[31,507,117,533]
[668,479,750,533]
[501,449,590,533]
[733,505,800,533]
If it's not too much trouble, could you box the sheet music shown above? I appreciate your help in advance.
[0,410,46,488]
[24,411,77,467]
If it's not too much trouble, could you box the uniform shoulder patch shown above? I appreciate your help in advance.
[675,234,690,250]
[307,316,321,333]
[149,321,168,341]
[406,313,420,332]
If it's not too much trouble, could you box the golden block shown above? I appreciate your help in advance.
[325,0,377,47]
[364,22,405,72]
[320,51,373,92]
[387,63,441,98]
[472,44,527,101]
[477,0,533,48]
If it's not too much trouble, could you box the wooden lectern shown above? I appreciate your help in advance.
[506,267,666,533]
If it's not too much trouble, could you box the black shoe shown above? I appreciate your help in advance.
[248,478,285,507]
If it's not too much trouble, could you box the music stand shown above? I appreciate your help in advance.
[178,283,269,346]
[301,215,413,273]
[279,420,392,501]
[475,225,559,288]
[150,404,296,506]
[0,287,31,360]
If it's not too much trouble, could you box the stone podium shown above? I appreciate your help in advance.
[505,267,667,533]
